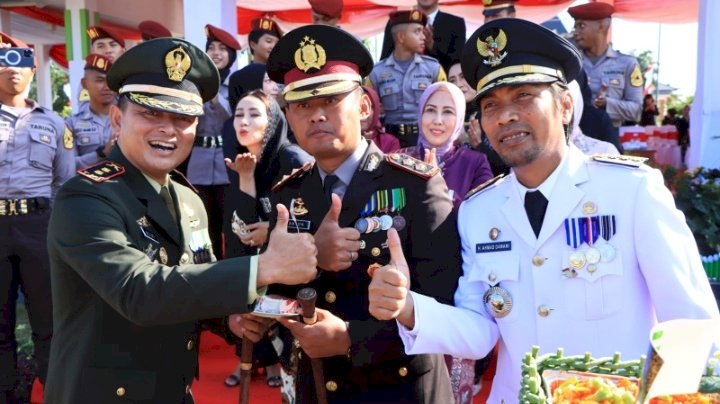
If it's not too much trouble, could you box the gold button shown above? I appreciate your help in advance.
[538,305,551,317]
[398,367,408,377]
[116,387,126,397]
[325,291,337,304]
[186,339,194,351]
[185,385,191,394]
[532,256,545,267]
[371,247,381,257]
[487,273,497,282]
[582,201,597,215]
[325,380,338,392]
[180,253,190,264]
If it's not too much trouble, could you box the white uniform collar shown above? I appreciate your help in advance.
[512,144,569,202]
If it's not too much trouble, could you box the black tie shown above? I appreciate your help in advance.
[323,174,339,203]
[160,186,178,223]
[524,190,548,237]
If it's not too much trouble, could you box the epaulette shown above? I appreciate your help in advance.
[271,161,314,192]
[465,174,505,200]
[386,153,440,180]
[77,160,125,183]
[592,153,647,168]
[170,169,199,194]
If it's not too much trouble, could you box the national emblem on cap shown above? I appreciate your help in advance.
[267,25,373,102]
[165,47,192,82]
[295,36,327,73]
[477,28,508,67]
[462,18,582,99]
[107,37,219,116]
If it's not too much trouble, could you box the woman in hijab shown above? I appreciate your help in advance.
[400,82,493,210]
[400,82,493,403]
[361,86,400,154]
[222,90,312,389]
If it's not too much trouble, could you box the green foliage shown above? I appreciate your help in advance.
[663,166,720,255]
[665,94,694,115]
[28,61,71,117]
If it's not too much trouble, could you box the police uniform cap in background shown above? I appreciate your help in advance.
[86,25,125,47]
[204,24,242,50]
[482,0,517,17]
[84,53,112,74]
[387,9,428,28]
[309,0,343,19]
[250,16,282,39]
[138,20,172,41]
[106,37,220,116]
[567,1,615,20]
[461,18,582,99]
[266,24,373,103]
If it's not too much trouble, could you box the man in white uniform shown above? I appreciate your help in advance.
[367,18,719,403]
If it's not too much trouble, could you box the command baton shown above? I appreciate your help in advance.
[239,336,253,404]
[297,288,328,404]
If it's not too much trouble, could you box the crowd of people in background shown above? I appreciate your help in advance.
[0,0,707,403]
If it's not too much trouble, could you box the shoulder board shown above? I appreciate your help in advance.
[386,153,440,180]
[592,153,646,168]
[77,160,125,183]
[170,169,199,194]
[419,54,439,63]
[271,161,314,192]
[465,174,505,200]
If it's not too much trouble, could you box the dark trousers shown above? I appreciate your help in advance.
[196,185,225,259]
[0,210,53,393]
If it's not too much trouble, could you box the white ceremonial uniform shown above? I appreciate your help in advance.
[399,144,719,403]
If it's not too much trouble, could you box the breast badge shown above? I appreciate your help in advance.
[291,198,309,216]
[483,286,513,318]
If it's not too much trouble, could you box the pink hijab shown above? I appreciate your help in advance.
[417,82,466,163]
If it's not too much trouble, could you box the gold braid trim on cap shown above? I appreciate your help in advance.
[282,73,362,95]
[128,93,203,116]
[477,65,564,91]
[120,84,203,105]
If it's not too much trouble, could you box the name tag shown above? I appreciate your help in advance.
[288,220,311,231]
[476,241,511,253]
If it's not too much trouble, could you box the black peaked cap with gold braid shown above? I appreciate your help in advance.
[266,25,373,103]
[461,18,582,99]
[106,37,219,116]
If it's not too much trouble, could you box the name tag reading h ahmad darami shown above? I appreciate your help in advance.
[476,242,512,253]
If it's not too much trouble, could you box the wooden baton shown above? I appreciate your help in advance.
[239,336,253,404]
[296,288,329,404]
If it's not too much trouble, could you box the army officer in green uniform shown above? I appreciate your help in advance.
[45,37,318,403]
[249,25,460,403]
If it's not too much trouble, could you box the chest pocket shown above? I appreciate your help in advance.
[0,127,10,165]
[28,130,57,170]
[563,247,624,320]
[411,78,431,96]
[605,73,626,95]
[76,129,103,148]
[378,83,400,111]
[468,252,521,323]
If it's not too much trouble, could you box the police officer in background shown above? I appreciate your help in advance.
[368,10,446,148]
[0,32,75,403]
[138,20,172,41]
[482,0,516,22]
[66,54,117,169]
[235,24,460,403]
[309,0,343,27]
[570,2,643,127]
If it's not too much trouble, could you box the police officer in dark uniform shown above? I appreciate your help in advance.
[44,37,318,404]
[0,32,75,403]
[262,25,459,403]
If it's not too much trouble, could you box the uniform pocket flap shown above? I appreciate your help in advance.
[29,129,57,149]
[468,252,520,286]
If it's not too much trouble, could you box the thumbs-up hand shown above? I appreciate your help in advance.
[314,194,362,272]
[368,228,415,327]
[257,204,318,287]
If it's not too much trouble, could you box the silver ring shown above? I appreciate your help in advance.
[350,251,357,261]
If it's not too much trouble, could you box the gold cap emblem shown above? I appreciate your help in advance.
[477,29,508,67]
[261,19,271,30]
[294,36,327,73]
[411,10,421,21]
[165,46,192,82]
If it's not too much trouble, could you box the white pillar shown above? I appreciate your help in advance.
[65,0,97,114]
[183,0,238,70]
[687,0,720,169]
[35,44,53,109]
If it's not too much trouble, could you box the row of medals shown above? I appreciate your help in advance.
[354,213,406,233]
[567,243,617,277]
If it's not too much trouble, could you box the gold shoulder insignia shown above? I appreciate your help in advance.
[77,160,126,183]
[630,64,643,87]
[271,161,314,192]
[386,153,440,180]
[465,174,505,200]
[592,153,646,168]
[63,126,74,150]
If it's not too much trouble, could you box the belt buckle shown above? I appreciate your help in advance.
[398,124,406,137]
[8,200,18,216]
